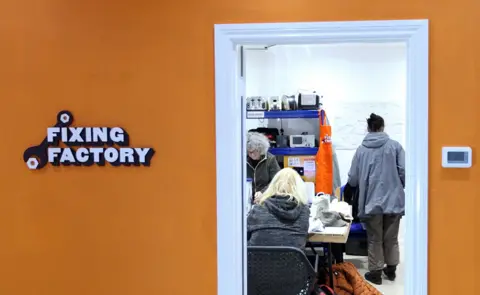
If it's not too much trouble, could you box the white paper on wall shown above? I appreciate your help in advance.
[288,157,301,167]
[303,160,316,172]
[331,101,405,150]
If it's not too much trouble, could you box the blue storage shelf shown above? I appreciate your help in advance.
[246,110,319,119]
[269,147,318,156]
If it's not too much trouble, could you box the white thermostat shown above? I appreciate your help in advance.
[442,147,472,168]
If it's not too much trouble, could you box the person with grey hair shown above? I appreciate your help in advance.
[247,132,281,204]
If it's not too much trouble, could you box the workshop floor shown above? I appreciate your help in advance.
[345,219,405,295]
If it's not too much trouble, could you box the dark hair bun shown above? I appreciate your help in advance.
[367,113,385,132]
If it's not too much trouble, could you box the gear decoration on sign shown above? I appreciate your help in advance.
[23,110,74,170]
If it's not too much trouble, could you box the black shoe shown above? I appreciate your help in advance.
[365,271,382,285]
[383,265,397,281]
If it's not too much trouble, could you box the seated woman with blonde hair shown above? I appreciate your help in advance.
[247,168,310,249]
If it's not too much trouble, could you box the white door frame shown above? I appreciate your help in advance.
[214,20,429,295]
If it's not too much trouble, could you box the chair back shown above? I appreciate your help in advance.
[247,246,316,295]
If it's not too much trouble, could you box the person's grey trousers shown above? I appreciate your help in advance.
[364,215,401,271]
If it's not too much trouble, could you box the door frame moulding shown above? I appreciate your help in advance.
[214,19,429,295]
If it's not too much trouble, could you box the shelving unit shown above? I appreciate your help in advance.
[246,110,319,119]
[269,147,318,156]
[247,110,320,156]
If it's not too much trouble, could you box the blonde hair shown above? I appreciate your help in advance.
[259,167,308,205]
[247,132,270,155]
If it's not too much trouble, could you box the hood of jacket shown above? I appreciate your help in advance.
[263,196,304,221]
[362,132,390,148]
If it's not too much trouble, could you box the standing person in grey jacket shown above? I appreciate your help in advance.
[347,113,405,285]
[247,132,281,204]
[247,168,310,249]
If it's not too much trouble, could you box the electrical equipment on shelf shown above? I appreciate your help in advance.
[268,96,282,111]
[246,98,252,110]
[247,92,323,112]
[276,128,289,148]
[282,95,297,110]
[289,134,315,148]
[276,135,289,148]
[298,92,322,110]
[246,96,268,110]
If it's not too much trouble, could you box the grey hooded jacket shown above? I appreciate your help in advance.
[247,196,310,249]
[347,132,405,219]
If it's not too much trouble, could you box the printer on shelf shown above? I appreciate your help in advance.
[298,91,322,110]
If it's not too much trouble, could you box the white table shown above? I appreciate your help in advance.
[308,222,351,243]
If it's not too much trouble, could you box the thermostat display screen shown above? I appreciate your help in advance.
[447,152,467,163]
[442,146,472,168]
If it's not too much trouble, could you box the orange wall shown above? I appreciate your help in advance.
[0,1,479,295]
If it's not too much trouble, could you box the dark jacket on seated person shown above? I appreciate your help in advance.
[247,195,310,249]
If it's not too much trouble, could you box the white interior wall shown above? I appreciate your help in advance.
[245,43,407,185]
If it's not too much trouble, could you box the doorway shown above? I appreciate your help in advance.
[245,42,407,294]
[214,20,428,295]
